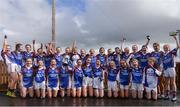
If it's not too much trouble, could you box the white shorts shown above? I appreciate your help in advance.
[47,83,59,91]
[83,76,93,87]
[72,87,82,90]
[7,63,21,73]
[163,68,176,77]
[34,81,46,90]
[93,77,104,89]
[145,87,157,93]
[108,81,118,91]
[120,84,129,90]
[131,83,144,91]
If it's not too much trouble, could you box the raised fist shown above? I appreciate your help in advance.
[146,35,150,40]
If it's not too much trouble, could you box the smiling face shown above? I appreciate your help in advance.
[96,60,101,66]
[124,47,130,54]
[89,49,95,55]
[163,44,170,52]
[26,58,32,67]
[56,47,61,53]
[120,60,127,68]
[6,45,11,53]
[99,47,105,54]
[108,48,113,55]
[38,60,44,67]
[25,45,31,52]
[77,59,82,66]
[51,59,57,67]
[148,57,156,67]
[132,45,138,53]
[153,43,160,52]
[80,49,86,56]
[109,61,115,68]
[86,57,92,65]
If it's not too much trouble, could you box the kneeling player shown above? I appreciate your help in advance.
[19,58,34,98]
[72,59,84,97]
[93,60,104,98]
[34,60,46,98]
[107,61,119,98]
[144,57,162,100]
[47,59,60,98]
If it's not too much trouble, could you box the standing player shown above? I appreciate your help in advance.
[96,47,107,68]
[19,58,34,98]
[1,35,19,97]
[144,57,162,100]
[88,49,97,68]
[80,49,87,65]
[54,47,63,68]
[151,43,164,98]
[106,48,114,66]
[72,59,84,97]
[82,57,94,97]
[34,60,46,98]
[93,60,105,98]
[71,47,81,67]
[113,47,121,68]
[22,44,34,65]
[162,36,180,101]
[46,59,60,98]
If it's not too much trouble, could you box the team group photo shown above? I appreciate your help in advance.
[0,0,180,106]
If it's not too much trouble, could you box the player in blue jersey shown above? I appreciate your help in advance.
[80,49,87,65]
[34,60,46,98]
[71,47,81,67]
[72,59,84,97]
[88,49,97,68]
[107,48,114,66]
[82,57,94,97]
[1,36,20,97]
[151,43,165,99]
[96,47,107,68]
[93,60,105,98]
[144,57,162,100]
[12,43,23,67]
[130,59,144,99]
[113,47,121,68]
[59,59,73,97]
[162,36,180,101]
[54,47,63,68]
[22,44,34,65]
[107,61,119,98]
[19,58,34,98]
[117,60,130,98]
[138,45,151,69]
[46,59,60,98]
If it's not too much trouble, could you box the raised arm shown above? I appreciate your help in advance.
[144,35,150,47]
[2,35,8,52]
[173,36,180,49]
[120,37,126,52]
[32,40,36,53]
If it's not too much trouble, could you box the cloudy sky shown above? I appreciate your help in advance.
[0,0,180,52]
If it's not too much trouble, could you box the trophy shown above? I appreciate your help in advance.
[169,31,178,37]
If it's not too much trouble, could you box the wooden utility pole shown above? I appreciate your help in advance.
[52,0,56,50]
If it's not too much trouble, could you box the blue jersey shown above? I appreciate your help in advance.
[1,51,16,64]
[113,53,121,68]
[108,68,119,81]
[47,67,59,88]
[96,54,106,66]
[74,67,83,88]
[21,67,34,88]
[130,67,143,84]
[138,52,151,68]
[83,65,93,78]
[151,51,163,66]
[119,67,130,85]
[80,55,87,65]
[59,66,71,88]
[93,66,103,78]
[90,55,97,68]
[130,52,141,60]
[44,54,53,68]
[162,48,177,70]
[121,52,131,61]
[12,51,23,66]
[35,69,46,83]
[23,51,34,61]
[54,54,63,67]
[144,66,160,88]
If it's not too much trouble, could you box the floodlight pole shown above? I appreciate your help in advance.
[52,0,56,50]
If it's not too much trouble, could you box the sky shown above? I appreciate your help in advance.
[0,0,180,55]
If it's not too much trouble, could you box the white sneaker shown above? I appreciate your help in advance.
[171,97,177,102]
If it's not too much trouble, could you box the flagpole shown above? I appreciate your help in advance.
[52,0,56,50]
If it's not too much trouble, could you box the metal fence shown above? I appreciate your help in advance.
[0,60,180,91]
